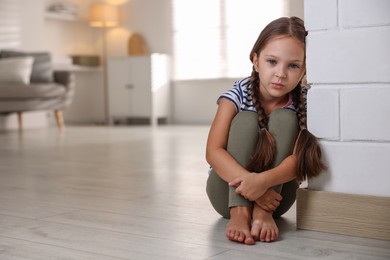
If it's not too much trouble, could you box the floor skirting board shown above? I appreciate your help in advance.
[296,188,390,241]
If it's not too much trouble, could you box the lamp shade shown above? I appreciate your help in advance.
[89,3,118,27]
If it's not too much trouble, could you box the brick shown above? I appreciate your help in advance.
[307,86,340,140]
[308,141,390,197]
[340,85,390,141]
[339,0,390,28]
[304,0,338,30]
[306,27,390,83]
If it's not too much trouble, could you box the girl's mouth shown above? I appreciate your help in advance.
[272,83,284,89]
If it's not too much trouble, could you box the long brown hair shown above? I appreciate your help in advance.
[246,17,326,181]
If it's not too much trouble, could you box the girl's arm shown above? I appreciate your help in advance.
[206,99,250,182]
[262,155,298,187]
[229,155,298,201]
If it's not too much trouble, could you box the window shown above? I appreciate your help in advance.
[172,0,283,80]
[0,0,21,49]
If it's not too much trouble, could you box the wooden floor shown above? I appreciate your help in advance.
[0,125,389,260]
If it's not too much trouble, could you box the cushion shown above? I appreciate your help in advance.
[0,82,66,99]
[0,57,34,85]
[0,50,54,83]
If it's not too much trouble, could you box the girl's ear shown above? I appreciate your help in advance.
[253,53,259,72]
[300,73,307,86]
[299,67,306,83]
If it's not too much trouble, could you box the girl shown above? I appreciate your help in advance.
[205,17,326,245]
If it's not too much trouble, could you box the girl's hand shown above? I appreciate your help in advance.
[255,189,282,212]
[229,173,268,201]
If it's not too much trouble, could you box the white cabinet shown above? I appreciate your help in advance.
[107,54,170,125]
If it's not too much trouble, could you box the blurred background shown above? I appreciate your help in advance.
[0,0,304,129]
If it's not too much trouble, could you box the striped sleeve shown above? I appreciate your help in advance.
[217,81,242,112]
[217,77,254,112]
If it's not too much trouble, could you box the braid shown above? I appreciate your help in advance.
[291,83,307,129]
[292,83,327,181]
[246,67,276,173]
[249,68,268,129]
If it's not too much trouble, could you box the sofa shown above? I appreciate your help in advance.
[0,50,75,130]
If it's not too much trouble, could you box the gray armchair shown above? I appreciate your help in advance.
[0,50,75,130]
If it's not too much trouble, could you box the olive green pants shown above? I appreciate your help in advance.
[206,109,299,219]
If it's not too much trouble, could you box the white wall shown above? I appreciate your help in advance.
[173,78,240,124]
[19,0,46,51]
[304,0,390,197]
[43,0,102,59]
[18,0,100,56]
[122,0,172,55]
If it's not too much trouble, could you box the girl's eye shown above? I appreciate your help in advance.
[267,59,276,65]
[289,63,300,69]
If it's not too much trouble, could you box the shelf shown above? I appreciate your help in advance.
[53,64,102,72]
[45,11,77,21]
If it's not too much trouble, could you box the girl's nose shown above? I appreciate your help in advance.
[274,65,287,78]
[275,70,286,78]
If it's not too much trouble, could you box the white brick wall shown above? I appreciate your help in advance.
[304,0,390,196]
[309,141,390,197]
[307,86,339,140]
[307,28,390,83]
[341,86,390,141]
[304,0,338,31]
[339,0,390,28]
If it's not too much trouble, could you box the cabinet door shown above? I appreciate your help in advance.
[127,56,152,117]
[107,58,132,119]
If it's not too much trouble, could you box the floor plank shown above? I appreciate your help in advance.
[0,126,389,259]
[0,236,125,260]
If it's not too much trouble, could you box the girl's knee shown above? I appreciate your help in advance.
[230,111,259,135]
[269,108,297,122]
[227,112,259,159]
[268,109,298,131]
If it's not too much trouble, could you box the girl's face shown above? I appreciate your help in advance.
[253,36,306,104]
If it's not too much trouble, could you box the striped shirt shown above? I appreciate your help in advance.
[217,76,297,113]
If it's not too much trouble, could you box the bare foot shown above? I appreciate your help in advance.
[251,204,279,242]
[226,206,255,245]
